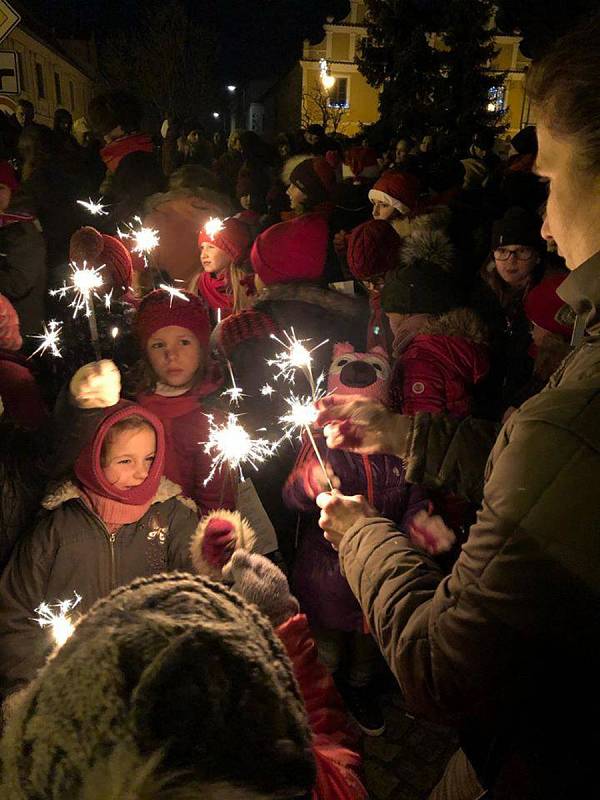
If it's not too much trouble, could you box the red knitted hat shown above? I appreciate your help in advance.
[524,273,576,339]
[289,157,336,205]
[0,160,18,192]
[215,309,282,358]
[135,289,211,347]
[74,401,166,505]
[197,217,253,266]
[250,213,328,286]
[70,227,133,289]
[0,293,22,351]
[368,170,421,215]
[347,219,400,281]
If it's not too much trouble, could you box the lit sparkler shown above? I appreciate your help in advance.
[221,360,244,406]
[158,283,190,307]
[279,393,333,491]
[118,216,160,267]
[203,413,275,485]
[49,262,105,360]
[29,320,63,359]
[204,216,225,239]
[34,591,82,648]
[268,328,328,398]
[261,383,275,398]
[76,197,109,216]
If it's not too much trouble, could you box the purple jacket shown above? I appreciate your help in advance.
[283,436,429,632]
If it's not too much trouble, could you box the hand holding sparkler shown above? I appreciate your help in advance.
[34,592,82,648]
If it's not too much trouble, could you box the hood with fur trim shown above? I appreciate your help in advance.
[42,476,197,513]
[253,282,366,323]
[399,228,455,273]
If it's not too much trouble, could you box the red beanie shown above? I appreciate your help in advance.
[344,146,380,180]
[524,273,576,339]
[347,219,400,281]
[0,293,22,351]
[197,217,253,266]
[215,309,282,359]
[135,289,210,348]
[368,170,421,215]
[0,161,18,192]
[70,227,133,289]
[74,401,166,505]
[289,157,336,206]
[250,213,328,286]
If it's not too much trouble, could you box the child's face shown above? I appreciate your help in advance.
[287,182,307,212]
[146,325,203,388]
[371,200,396,221]
[201,243,232,274]
[103,427,156,490]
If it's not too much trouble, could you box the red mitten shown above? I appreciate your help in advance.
[407,509,456,556]
[201,518,236,569]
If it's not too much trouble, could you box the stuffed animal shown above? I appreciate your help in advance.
[327,342,391,399]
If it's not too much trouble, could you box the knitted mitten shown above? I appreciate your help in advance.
[224,550,299,628]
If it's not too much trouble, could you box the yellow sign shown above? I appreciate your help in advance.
[0,1,20,45]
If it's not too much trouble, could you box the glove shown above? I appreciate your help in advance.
[223,550,299,627]
[69,360,121,409]
[201,517,236,569]
[407,509,456,556]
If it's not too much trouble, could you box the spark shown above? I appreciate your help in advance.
[278,393,333,491]
[261,383,275,397]
[204,216,225,239]
[118,216,160,266]
[77,197,109,216]
[267,328,328,397]
[49,262,104,319]
[203,413,275,485]
[221,359,244,406]
[28,321,63,359]
[158,283,190,307]
[103,288,114,310]
[33,592,82,648]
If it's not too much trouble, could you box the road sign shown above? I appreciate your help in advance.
[0,1,20,45]
[0,51,18,94]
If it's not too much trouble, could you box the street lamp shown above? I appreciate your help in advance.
[227,85,237,93]
[319,58,336,91]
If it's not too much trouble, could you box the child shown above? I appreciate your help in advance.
[132,288,235,513]
[284,343,454,736]
[368,170,421,238]
[0,401,199,697]
[196,216,254,322]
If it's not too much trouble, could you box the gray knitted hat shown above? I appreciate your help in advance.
[1,573,315,800]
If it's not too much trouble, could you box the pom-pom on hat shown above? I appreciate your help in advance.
[289,156,336,206]
[347,219,400,281]
[197,216,253,266]
[70,226,133,290]
[250,212,328,286]
[214,309,282,359]
[0,293,22,351]
[368,170,421,216]
[135,288,211,348]
[524,272,576,338]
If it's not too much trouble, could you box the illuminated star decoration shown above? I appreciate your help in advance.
[29,320,63,359]
[158,283,190,307]
[221,360,245,406]
[267,328,328,398]
[49,262,106,360]
[279,392,333,491]
[34,591,82,648]
[204,216,225,239]
[203,413,276,485]
[76,197,109,216]
[118,216,160,267]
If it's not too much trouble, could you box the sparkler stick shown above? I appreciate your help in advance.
[203,413,275,485]
[33,592,82,648]
[49,262,105,360]
[28,320,63,359]
[76,197,109,216]
[279,394,334,491]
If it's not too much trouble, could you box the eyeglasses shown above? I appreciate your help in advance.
[494,247,536,261]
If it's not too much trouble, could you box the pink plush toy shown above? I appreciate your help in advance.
[327,343,390,400]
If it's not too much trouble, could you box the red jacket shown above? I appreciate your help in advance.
[276,614,368,800]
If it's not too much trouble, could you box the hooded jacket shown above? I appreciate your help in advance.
[335,249,600,798]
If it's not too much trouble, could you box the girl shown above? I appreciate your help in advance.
[196,216,254,322]
[0,401,199,697]
[132,288,234,513]
[367,169,421,238]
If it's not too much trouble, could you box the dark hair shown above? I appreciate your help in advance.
[87,90,143,137]
[526,12,600,174]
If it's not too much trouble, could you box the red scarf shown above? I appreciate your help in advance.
[197,270,234,312]
[137,365,223,419]
[100,133,154,173]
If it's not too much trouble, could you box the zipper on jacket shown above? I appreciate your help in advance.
[76,498,118,595]
[108,532,117,589]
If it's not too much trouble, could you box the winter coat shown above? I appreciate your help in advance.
[253,283,369,380]
[277,614,367,800]
[389,308,489,417]
[0,214,47,337]
[335,249,600,798]
[0,476,198,696]
[284,436,429,632]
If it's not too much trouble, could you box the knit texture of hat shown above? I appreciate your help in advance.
[250,212,328,286]
[70,227,133,289]
[524,272,576,338]
[347,219,400,281]
[0,293,22,351]
[215,309,282,359]
[289,157,336,206]
[0,573,315,800]
[135,289,210,347]
[491,206,544,250]
[381,261,464,315]
[197,217,253,266]
[368,170,421,216]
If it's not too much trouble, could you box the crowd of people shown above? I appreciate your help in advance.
[0,13,598,800]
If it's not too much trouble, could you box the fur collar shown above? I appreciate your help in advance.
[419,307,488,344]
[254,282,365,319]
[400,228,455,273]
[42,476,196,512]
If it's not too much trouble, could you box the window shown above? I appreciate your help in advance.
[35,62,45,99]
[327,76,349,108]
[54,72,62,104]
[487,84,506,114]
[69,81,75,111]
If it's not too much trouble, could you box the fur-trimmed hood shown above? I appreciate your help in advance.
[419,307,488,344]
[42,476,196,512]
[253,282,366,321]
[399,228,455,273]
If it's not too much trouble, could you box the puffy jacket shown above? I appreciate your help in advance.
[0,214,47,337]
[0,477,198,696]
[335,250,600,798]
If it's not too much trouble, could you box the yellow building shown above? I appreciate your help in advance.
[300,0,532,137]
